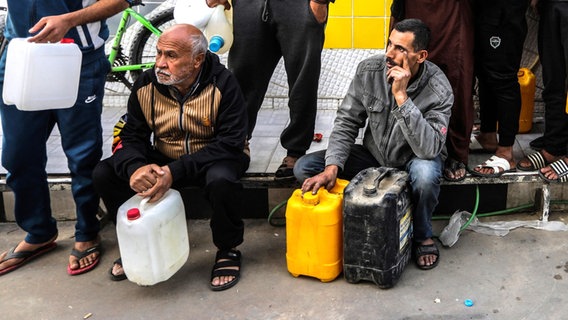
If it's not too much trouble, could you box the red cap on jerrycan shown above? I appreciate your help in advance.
[127,208,141,220]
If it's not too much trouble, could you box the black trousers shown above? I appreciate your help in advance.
[539,1,568,156]
[229,0,326,158]
[474,0,528,146]
[93,152,248,250]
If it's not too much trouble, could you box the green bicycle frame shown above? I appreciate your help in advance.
[108,7,161,72]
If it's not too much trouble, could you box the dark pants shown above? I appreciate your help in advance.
[474,0,528,146]
[393,0,475,165]
[93,152,248,250]
[229,0,326,158]
[0,54,109,244]
[539,1,568,156]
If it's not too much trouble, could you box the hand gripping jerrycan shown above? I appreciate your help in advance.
[285,179,349,282]
[343,167,412,289]
[2,38,82,111]
[517,68,536,133]
[116,189,189,286]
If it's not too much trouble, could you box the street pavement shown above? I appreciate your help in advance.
[1,214,568,320]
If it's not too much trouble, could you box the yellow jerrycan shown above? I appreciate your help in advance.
[285,179,349,282]
[517,68,536,133]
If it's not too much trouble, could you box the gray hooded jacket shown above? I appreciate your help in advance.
[325,53,454,170]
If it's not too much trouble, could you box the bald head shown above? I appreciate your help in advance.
[154,24,209,94]
[159,24,208,59]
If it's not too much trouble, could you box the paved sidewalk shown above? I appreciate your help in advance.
[1,216,568,319]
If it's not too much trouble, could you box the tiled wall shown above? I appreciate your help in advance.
[325,0,393,49]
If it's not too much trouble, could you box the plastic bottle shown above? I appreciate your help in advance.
[517,68,536,133]
[173,0,215,30]
[2,38,82,111]
[285,179,349,282]
[116,189,189,286]
[204,5,233,54]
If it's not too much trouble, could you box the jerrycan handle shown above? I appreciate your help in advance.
[364,168,393,196]
[373,169,392,188]
[139,196,152,210]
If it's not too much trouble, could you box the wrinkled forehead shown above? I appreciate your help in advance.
[388,30,416,52]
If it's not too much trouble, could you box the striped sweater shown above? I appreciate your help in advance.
[113,52,249,182]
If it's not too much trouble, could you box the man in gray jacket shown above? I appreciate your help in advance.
[294,19,453,270]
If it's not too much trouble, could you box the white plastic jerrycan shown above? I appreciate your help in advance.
[173,0,215,30]
[2,38,82,111]
[116,189,190,286]
[204,5,233,54]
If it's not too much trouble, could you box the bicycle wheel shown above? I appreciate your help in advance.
[0,13,7,57]
[129,6,175,84]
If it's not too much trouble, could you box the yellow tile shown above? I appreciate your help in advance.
[329,0,352,17]
[353,18,389,49]
[324,18,352,48]
[354,0,391,17]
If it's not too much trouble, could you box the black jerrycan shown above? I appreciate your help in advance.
[343,167,412,289]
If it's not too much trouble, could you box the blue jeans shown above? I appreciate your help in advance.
[294,145,443,242]
[0,54,109,244]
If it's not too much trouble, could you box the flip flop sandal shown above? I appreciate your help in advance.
[210,249,241,291]
[538,159,568,183]
[470,155,514,178]
[443,158,467,182]
[67,244,102,276]
[109,257,127,281]
[0,241,57,276]
[517,151,550,171]
[413,242,440,270]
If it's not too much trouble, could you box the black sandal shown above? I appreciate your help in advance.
[109,257,127,281]
[413,242,440,270]
[443,158,467,182]
[210,249,241,291]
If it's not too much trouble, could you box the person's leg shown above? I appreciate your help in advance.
[294,145,382,183]
[517,6,567,173]
[473,0,528,175]
[92,157,136,280]
[204,157,249,290]
[540,2,568,157]
[93,149,178,281]
[229,0,282,139]
[473,1,499,140]
[272,0,326,159]
[57,56,109,274]
[92,158,136,224]
[0,105,59,274]
[294,150,326,182]
[406,156,443,269]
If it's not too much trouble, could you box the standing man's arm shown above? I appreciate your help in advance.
[27,0,129,43]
